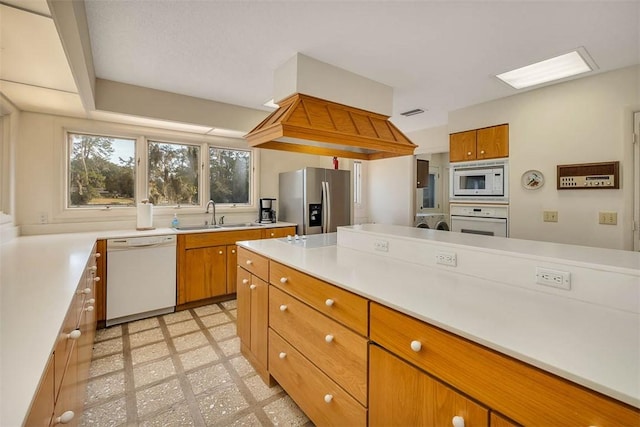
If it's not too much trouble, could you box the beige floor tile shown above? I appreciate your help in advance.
[179,346,219,371]
[208,323,237,341]
[131,341,170,365]
[221,300,237,310]
[85,372,125,405]
[227,412,263,426]
[197,384,249,426]
[163,310,194,324]
[94,325,122,342]
[187,363,232,395]
[228,308,237,319]
[263,395,309,426]
[194,304,222,317]
[244,375,283,402]
[133,357,176,388]
[136,378,184,417]
[92,337,123,358]
[80,396,127,427]
[228,356,256,378]
[129,328,164,348]
[89,353,124,378]
[172,330,209,352]
[128,317,160,334]
[167,319,200,337]
[218,337,241,356]
[139,402,195,427]
[200,312,233,328]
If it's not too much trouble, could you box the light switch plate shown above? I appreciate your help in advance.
[543,211,558,222]
[598,211,617,225]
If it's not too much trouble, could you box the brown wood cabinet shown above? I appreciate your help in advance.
[263,226,296,239]
[24,354,55,427]
[450,124,509,162]
[490,412,521,427]
[416,159,429,188]
[236,247,272,385]
[370,345,488,427]
[94,240,106,324]
[225,245,238,294]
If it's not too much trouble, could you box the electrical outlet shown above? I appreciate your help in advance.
[436,252,457,267]
[373,240,389,252]
[543,211,558,222]
[535,267,571,290]
[38,212,48,224]
[598,211,617,225]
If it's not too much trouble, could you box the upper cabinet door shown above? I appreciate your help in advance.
[476,124,509,160]
[416,159,429,188]
[449,130,477,162]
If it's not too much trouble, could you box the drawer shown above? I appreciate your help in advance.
[262,226,296,239]
[183,229,263,249]
[270,286,368,404]
[270,261,368,336]
[237,247,269,281]
[269,329,367,426]
[370,302,640,427]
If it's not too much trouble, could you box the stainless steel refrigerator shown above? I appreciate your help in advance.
[278,167,351,235]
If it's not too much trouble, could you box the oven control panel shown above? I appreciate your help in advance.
[450,205,509,218]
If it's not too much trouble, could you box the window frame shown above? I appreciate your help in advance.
[207,145,254,207]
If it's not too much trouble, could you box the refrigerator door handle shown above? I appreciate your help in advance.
[325,181,332,233]
[321,181,328,233]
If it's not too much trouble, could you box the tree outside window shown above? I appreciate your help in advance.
[209,148,250,204]
[148,141,200,206]
[68,133,135,207]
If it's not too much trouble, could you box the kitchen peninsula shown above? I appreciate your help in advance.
[237,224,640,426]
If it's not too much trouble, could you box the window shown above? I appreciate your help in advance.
[209,147,251,204]
[68,132,135,208]
[354,161,362,205]
[148,141,200,206]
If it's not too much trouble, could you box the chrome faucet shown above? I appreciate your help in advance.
[205,200,216,225]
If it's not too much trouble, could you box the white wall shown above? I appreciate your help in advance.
[368,155,414,226]
[449,65,639,250]
[0,100,20,242]
[408,124,449,155]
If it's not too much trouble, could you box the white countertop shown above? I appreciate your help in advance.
[238,227,640,408]
[0,222,295,427]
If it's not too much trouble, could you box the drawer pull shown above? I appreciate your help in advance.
[246,259,253,265]
[280,277,288,284]
[452,415,465,427]
[279,352,287,359]
[242,279,249,284]
[324,394,333,403]
[410,340,422,352]
[54,410,75,424]
[250,284,256,290]
[467,151,472,156]
[94,252,101,258]
[87,298,96,304]
[89,266,98,272]
[67,330,81,340]
[480,150,485,154]
[325,298,334,307]
[83,287,92,294]
[325,334,334,343]
[84,305,94,312]
[219,250,223,255]
[279,304,288,312]
[93,276,100,282]
[232,249,236,254]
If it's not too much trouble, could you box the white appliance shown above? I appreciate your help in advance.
[106,234,177,326]
[450,205,508,237]
[415,213,449,231]
[450,159,508,202]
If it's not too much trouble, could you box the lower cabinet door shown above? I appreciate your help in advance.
[236,267,251,347]
[369,345,488,427]
[183,246,227,303]
[54,341,80,427]
[226,245,238,294]
[24,354,55,427]
[269,329,367,426]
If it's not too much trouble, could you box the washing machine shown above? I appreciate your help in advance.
[415,213,449,231]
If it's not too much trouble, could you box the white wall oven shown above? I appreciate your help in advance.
[450,159,508,203]
[450,204,508,237]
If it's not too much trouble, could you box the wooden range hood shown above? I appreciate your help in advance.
[244,93,417,160]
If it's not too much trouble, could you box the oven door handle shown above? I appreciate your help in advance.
[451,216,506,223]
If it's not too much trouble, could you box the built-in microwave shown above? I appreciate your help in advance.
[449,159,508,202]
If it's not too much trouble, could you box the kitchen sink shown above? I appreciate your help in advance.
[174,225,222,231]
[220,223,264,228]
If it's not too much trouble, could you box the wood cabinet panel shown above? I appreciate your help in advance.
[370,345,488,427]
[54,340,79,427]
[237,247,269,281]
[269,329,367,426]
[226,245,238,294]
[24,354,55,427]
[269,261,368,336]
[449,130,477,162]
[262,226,296,239]
[95,240,106,323]
[180,246,227,304]
[416,159,429,188]
[477,124,509,160]
[490,412,520,427]
[183,229,263,249]
[250,276,269,370]
[370,302,639,426]
[269,286,368,404]
[236,267,251,346]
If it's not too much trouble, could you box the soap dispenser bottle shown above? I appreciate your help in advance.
[171,214,179,228]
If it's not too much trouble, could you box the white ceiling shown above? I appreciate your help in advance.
[1,1,639,134]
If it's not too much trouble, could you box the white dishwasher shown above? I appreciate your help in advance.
[106,234,177,326]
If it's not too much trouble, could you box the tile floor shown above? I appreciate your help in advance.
[82,300,311,426]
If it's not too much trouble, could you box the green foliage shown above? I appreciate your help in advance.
[209,148,250,204]
[148,142,199,206]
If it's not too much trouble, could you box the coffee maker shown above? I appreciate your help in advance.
[259,198,276,223]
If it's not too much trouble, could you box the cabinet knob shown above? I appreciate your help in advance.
[246,259,253,265]
[467,151,472,156]
[279,352,287,359]
[93,276,100,282]
[325,298,334,307]
[242,279,249,284]
[480,150,485,154]
[410,340,422,352]
[84,305,94,312]
[324,394,333,403]
[54,410,75,424]
[279,304,287,312]
[87,298,95,304]
[94,252,101,258]
[452,415,465,427]
[270,232,275,237]
[279,277,288,284]
[325,334,334,343]
[250,284,256,290]
[67,330,81,340]
[219,250,223,255]
[232,249,236,254]
[89,266,98,272]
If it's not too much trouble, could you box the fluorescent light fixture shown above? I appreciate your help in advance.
[496,48,595,89]
[400,108,425,117]
[263,99,279,109]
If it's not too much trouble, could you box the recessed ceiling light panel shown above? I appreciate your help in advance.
[400,108,425,117]
[496,48,596,89]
